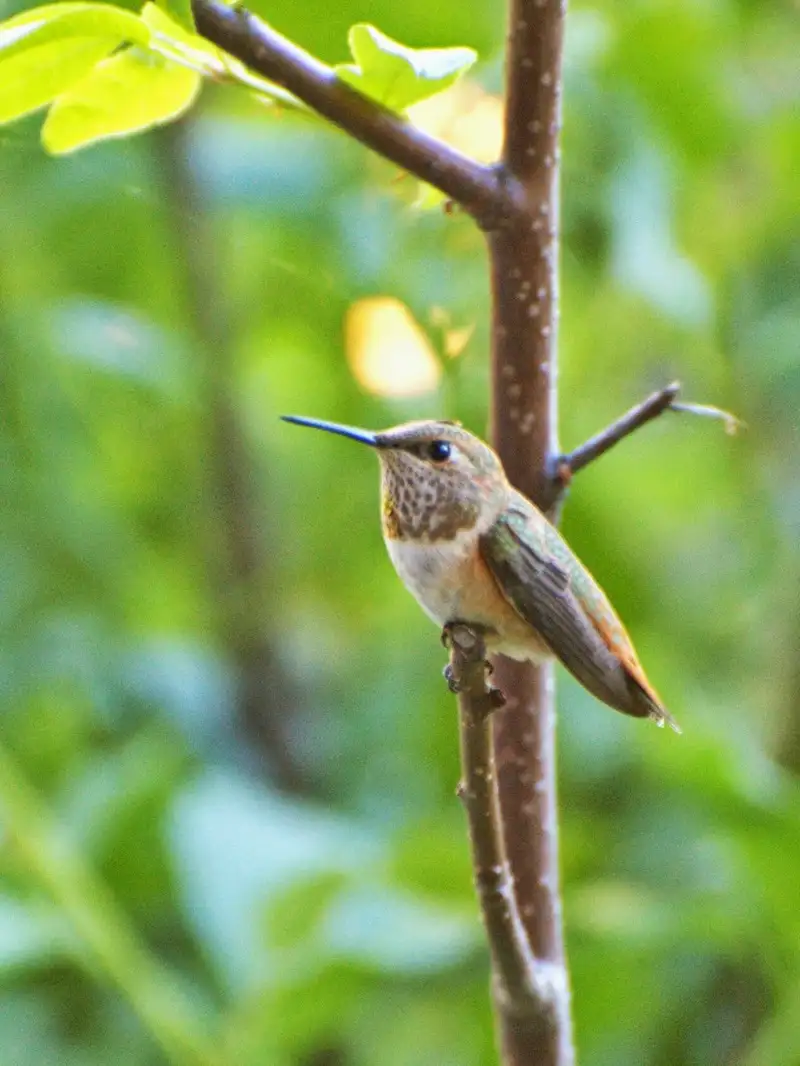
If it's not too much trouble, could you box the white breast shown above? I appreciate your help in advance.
[383,531,549,665]
[385,532,475,626]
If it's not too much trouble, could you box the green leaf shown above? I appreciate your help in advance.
[153,0,195,35]
[264,871,349,952]
[0,3,149,62]
[142,2,301,108]
[0,36,118,124]
[142,2,229,77]
[335,23,476,112]
[142,2,204,49]
[142,2,223,76]
[41,47,201,154]
[0,2,150,125]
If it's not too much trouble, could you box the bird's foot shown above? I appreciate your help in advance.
[443,663,461,693]
[441,624,505,710]
[440,621,462,649]
[441,620,492,650]
[444,664,505,711]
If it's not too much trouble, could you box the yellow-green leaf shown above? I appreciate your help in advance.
[153,0,195,34]
[142,2,201,47]
[335,23,476,113]
[141,2,223,75]
[42,47,201,154]
[0,3,148,61]
[0,36,118,124]
[141,2,300,107]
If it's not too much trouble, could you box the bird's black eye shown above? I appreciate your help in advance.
[427,440,451,462]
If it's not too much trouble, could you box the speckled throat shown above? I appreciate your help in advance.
[380,452,482,541]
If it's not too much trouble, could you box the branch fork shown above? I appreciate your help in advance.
[192,0,520,231]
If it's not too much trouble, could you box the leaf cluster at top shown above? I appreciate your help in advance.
[0,1,477,154]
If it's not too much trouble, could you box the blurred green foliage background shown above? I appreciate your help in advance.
[1,0,799,1063]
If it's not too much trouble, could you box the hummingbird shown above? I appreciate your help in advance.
[282,415,679,732]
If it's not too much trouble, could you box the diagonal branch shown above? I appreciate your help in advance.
[192,0,514,227]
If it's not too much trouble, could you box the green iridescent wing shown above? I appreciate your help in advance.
[479,495,679,730]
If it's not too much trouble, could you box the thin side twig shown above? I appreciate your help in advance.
[447,626,564,1026]
[559,382,745,480]
[192,0,515,228]
[560,381,681,477]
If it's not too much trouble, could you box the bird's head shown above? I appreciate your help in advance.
[282,416,509,540]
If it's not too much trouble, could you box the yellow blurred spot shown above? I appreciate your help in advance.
[409,82,504,164]
[428,306,474,359]
[444,324,474,358]
[429,305,448,328]
[346,297,441,397]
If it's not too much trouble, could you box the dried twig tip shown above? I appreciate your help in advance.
[669,400,746,436]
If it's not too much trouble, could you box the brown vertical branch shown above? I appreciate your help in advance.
[154,121,313,795]
[194,0,575,1058]
[489,1,574,1064]
[190,3,719,1063]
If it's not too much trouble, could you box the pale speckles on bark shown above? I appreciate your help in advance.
[520,412,537,436]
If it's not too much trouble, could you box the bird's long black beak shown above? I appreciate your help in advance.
[281,415,380,447]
